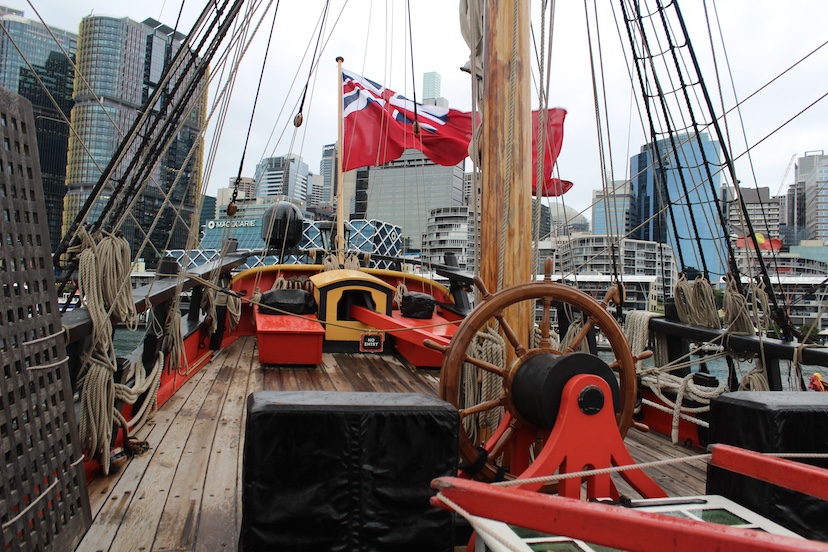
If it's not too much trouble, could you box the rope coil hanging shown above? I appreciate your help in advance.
[71,228,144,474]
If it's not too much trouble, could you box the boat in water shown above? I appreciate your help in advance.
[2,0,828,551]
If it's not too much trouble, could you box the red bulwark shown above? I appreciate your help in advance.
[255,310,325,365]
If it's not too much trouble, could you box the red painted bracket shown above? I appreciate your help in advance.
[513,374,667,500]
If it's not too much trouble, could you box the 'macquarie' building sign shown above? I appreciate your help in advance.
[206,219,257,229]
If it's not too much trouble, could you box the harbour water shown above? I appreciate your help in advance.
[114,327,147,357]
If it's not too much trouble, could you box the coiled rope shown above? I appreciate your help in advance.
[344,251,361,270]
[71,228,141,474]
[114,352,163,433]
[673,274,720,328]
[722,274,754,335]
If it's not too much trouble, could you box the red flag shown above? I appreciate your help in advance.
[341,69,473,171]
[537,177,573,197]
[531,108,568,196]
[341,69,569,193]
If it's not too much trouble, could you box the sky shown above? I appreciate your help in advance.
[5,0,828,220]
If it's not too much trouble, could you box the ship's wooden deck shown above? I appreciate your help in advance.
[76,335,708,551]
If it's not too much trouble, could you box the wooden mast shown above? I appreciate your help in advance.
[480,0,532,346]
[335,56,346,267]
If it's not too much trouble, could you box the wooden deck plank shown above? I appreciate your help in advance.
[151,347,242,551]
[333,354,377,392]
[363,354,422,394]
[76,346,234,552]
[349,354,399,393]
[102,342,243,552]
[319,354,356,391]
[82,365,208,520]
[193,338,256,552]
[293,364,328,391]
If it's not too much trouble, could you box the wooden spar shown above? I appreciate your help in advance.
[480,0,532,350]
[335,56,346,267]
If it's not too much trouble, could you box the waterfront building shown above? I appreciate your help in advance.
[556,234,676,303]
[423,205,476,270]
[592,180,636,237]
[630,132,727,281]
[0,7,76,251]
[254,154,309,202]
[798,151,828,244]
[193,199,400,270]
[63,15,206,268]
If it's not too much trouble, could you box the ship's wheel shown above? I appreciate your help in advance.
[427,272,639,482]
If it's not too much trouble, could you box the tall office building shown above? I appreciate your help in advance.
[308,173,324,207]
[229,175,256,198]
[592,180,636,237]
[0,7,76,251]
[630,132,727,280]
[254,154,309,202]
[726,187,780,239]
[364,148,464,251]
[798,152,828,244]
[785,180,806,245]
[319,143,336,206]
[422,71,448,108]
[63,15,206,268]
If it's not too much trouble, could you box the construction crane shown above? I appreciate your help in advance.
[775,153,797,197]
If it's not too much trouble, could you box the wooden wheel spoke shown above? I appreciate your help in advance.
[487,418,521,461]
[459,397,505,420]
[494,312,527,357]
[609,350,652,370]
[462,354,506,377]
[563,315,594,353]
[539,299,552,348]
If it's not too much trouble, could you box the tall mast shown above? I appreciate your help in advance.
[480,0,532,343]
[335,56,346,267]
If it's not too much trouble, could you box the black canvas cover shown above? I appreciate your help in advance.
[258,288,317,315]
[241,391,459,551]
[706,391,828,540]
[400,292,435,319]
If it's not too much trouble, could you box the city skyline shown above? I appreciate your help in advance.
[0,0,825,220]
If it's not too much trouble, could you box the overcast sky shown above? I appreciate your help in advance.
[5,0,828,220]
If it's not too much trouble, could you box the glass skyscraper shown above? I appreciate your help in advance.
[0,7,76,251]
[630,133,727,281]
[254,154,309,202]
[63,15,205,268]
[592,180,636,237]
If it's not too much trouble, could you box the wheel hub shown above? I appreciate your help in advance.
[510,352,620,428]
